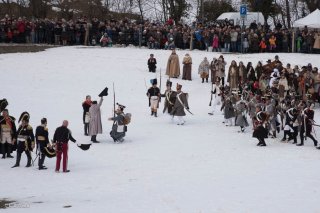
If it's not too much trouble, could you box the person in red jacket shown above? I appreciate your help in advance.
[16,17,26,43]
[53,120,76,173]
[82,95,92,136]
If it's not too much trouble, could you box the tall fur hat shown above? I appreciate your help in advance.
[0,99,8,113]
[18,111,30,123]
[150,78,157,85]
[166,80,172,87]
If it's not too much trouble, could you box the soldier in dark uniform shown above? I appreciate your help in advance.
[252,106,268,146]
[12,112,35,168]
[281,108,299,144]
[35,118,50,170]
[162,80,176,114]
[147,79,161,117]
[82,95,92,136]
[147,54,157,72]
[0,109,16,158]
[297,103,318,147]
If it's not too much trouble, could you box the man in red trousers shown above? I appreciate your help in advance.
[53,120,76,173]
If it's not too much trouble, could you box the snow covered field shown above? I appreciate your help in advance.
[1,46,320,213]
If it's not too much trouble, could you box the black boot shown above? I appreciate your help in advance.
[91,135,99,143]
[296,142,304,146]
[26,151,32,167]
[39,154,47,170]
[154,112,157,117]
[260,138,267,146]
[151,110,154,116]
[281,130,289,141]
[206,78,208,83]
[6,144,13,158]
[84,124,89,136]
[1,144,6,158]
[292,137,297,144]
[314,140,318,147]
[12,152,21,168]
[38,153,46,169]
[202,78,204,83]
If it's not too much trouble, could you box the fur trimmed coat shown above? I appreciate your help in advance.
[166,53,180,78]
[89,98,103,135]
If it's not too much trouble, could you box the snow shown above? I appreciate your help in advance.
[1,46,320,213]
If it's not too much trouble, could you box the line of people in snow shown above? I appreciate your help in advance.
[0,108,76,172]
[0,95,129,173]
[1,14,320,54]
[147,50,320,148]
[1,51,319,175]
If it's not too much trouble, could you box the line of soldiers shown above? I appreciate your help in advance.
[146,78,190,125]
[208,81,319,148]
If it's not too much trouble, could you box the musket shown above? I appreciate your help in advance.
[185,108,194,115]
[209,83,213,106]
[144,78,150,107]
[159,68,162,103]
[113,82,116,118]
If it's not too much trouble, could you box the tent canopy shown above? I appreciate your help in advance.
[293,9,320,29]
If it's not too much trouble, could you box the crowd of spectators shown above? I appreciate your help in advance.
[1,14,320,53]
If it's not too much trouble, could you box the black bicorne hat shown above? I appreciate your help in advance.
[166,80,172,87]
[0,99,8,113]
[99,87,109,97]
[77,143,92,151]
[43,147,56,158]
[18,111,30,123]
[116,103,126,110]
[150,78,157,85]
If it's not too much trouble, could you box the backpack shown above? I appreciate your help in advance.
[123,113,132,125]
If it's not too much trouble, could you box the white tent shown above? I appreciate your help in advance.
[293,9,320,28]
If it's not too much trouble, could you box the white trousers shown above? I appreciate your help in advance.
[210,96,222,114]
[1,132,12,144]
[150,96,159,110]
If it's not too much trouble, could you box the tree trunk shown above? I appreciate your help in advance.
[161,0,167,21]
[285,0,291,29]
